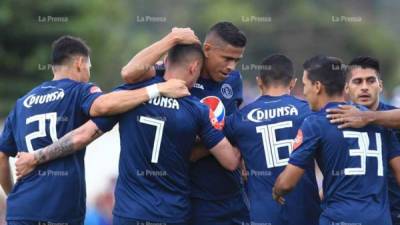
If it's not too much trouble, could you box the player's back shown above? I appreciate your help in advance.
[94,77,224,223]
[2,78,101,222]
[224,94,320,225]
[290,102,396,224]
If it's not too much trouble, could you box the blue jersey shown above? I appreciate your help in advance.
[189,71,244,200]
[155,66,244,200]
[289,102,400,225]
[378,102,400,224]
[224,95,321,225]
[92,76,225,223]
[0,79,102,222]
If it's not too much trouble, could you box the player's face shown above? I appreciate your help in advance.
[203,43,244,82]
[302,71,319,111]
[345,67,382,110]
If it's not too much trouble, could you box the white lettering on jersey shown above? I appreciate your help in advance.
[148,96,180,110]
[247,105,298,123]
[23,89,65,108]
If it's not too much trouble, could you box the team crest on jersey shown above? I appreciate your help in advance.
[200,96,225,130]
[90,86,102,93]
[293,129,303,150]
[221,83,233,99]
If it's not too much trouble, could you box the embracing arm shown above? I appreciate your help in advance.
[0,152,13,195]
[121,27,200,83]
[15,120,103,179]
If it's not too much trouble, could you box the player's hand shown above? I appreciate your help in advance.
[158,79,190,98]
[168,27,201,45]
[326,105,369,129]
[15,152,37,180]
[272,187,286,205]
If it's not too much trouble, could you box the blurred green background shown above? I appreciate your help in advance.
[1,0,400,117]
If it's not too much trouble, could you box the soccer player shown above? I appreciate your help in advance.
[223,54,321,225]
[344,56,400,224]
[14,43,241,225]
[121,22,249,225]
[273,55,400,225]
[0,35,190,225]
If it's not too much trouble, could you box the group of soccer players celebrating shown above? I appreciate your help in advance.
[1,20,400,225]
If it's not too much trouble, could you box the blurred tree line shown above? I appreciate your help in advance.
[1,0,400,117]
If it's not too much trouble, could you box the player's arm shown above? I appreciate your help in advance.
[121,27,200,83]
[0,152,13,195]
[15,120,103,179]
[327,105,400,129]
[189,140,211,162]
[272,164,305,204]
[209,138,241,171]
[390,156,400,186]
[90,79,189,117]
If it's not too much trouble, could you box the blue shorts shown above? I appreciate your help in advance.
[190,193,250,225]
[7,220,83,225]
[113,215,187,225]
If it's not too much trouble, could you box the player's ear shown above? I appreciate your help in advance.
[256,76,264,92]
[314,81,322,94]
[203,43,211,57]
[289,78,297,91]
[344,82,349,94]
[379,79,383,93]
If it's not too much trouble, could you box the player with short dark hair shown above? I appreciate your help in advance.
[345,56,400,225]
[224,54,321,225]
[0,35,189,225]
[121,23,249,225]
[273,55,400,225]
[13,42,242,225]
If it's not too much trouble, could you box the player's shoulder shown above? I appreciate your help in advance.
[226,70,242,84]
[114,76,163,91]
[378,101,397,111]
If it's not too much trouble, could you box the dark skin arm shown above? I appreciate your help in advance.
[0,152,13,195]
[272,164,305,204]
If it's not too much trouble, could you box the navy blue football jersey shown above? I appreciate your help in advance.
[289,102,400,225]
[377,102,400,224]
[92,76,225,223]
[0,79,102,222]
[155,66,244,200]
[224,95,321,225]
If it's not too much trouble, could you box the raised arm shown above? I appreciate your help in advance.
[90,79,190,117]
[15,120,103,179]
[0,152,13,195]
[121,27,200,83]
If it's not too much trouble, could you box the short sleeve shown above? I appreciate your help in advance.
[233,71,243,108]
[223,113,237,146]
[0,109,18,157]
[386,129,400,160]
[197,104,225,150]
[289,118,321,169]
[80,83,103,116]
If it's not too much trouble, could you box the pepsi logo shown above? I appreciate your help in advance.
[200,96,225,130]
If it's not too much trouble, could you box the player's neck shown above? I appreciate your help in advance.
[318,95,346,110]
[200,66,211,79]
[164,68,187,84]
[53,68,79,81]
[369,100,380,111]
[261,86,290,97]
